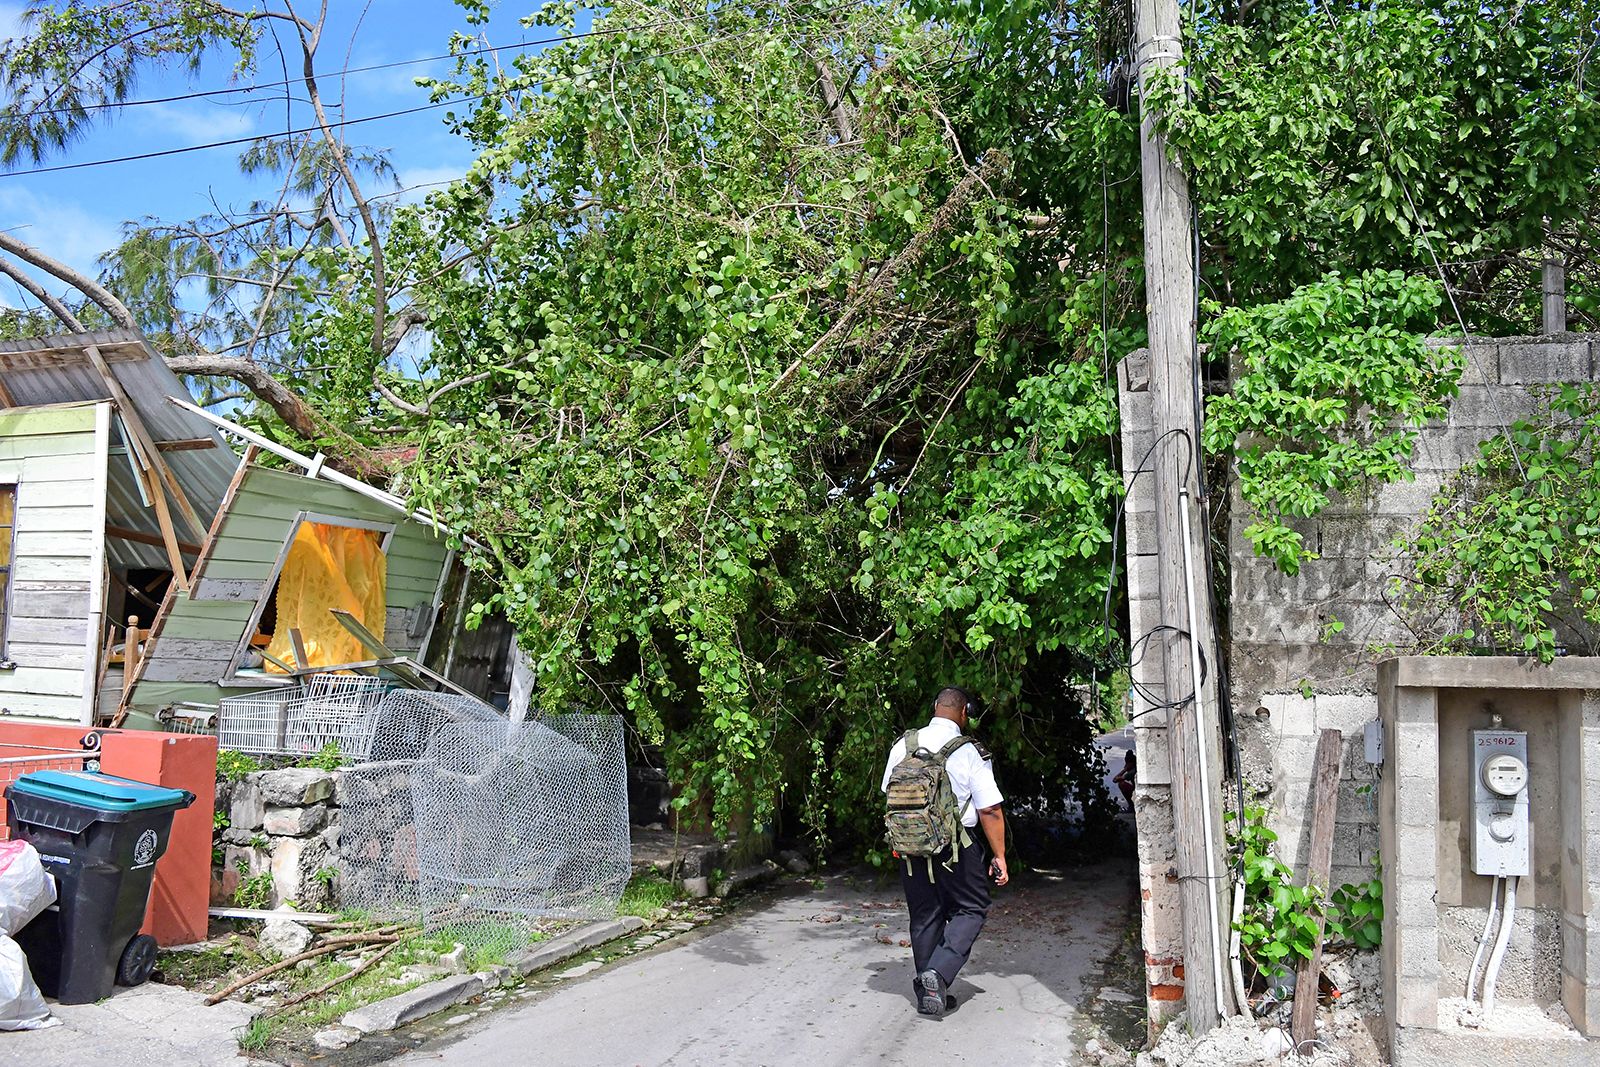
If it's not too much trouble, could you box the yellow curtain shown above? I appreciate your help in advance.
[264,522,387,672]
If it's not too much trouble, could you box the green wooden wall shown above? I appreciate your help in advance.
[127,464,450,714]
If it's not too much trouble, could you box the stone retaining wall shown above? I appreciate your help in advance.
[213,767,341,910]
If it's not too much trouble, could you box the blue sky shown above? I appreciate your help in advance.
[0,1,594,308]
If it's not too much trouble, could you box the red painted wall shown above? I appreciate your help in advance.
[0,723,216,946]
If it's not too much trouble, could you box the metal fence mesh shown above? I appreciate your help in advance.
[338,698,629,948]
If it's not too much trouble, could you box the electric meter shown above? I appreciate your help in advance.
[1470,730,1530,877]
[1481,754,1528,797]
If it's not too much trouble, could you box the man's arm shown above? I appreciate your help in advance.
[977,804,1008,886]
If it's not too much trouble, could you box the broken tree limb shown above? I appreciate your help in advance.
[204,928,405,1005]
[264,941,401,1016]
[1291,728,1344,1049]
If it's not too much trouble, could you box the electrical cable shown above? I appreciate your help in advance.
[2,2,865,179]
[3,5,750,121]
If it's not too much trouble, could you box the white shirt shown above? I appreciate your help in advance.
[880,717,1004,828]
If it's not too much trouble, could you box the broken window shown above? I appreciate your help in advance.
[234,514,392,677]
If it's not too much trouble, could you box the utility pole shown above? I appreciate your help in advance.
[1133,0,1230,1031]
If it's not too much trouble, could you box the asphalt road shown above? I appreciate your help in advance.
[393,857,1140,1067]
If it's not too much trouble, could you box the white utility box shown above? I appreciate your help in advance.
[1470,729,1530,877]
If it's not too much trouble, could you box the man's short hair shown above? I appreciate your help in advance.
[934,686,971,714]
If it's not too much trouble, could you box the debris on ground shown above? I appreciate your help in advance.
[1133,1013,1352,1067]
[1094,951,1389,1067]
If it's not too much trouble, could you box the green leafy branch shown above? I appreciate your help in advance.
[1203,270,1462,574]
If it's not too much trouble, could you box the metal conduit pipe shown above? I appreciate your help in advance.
[1229,872,1250,1016]
[1482,875,1519,1019]
[1465,875,1502,1006]
[1178,486,1230,1013]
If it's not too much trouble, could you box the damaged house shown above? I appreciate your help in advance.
[0,328,496,730]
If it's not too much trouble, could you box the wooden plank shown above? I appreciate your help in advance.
[0,370,15,408]
[0,434,99,460]
[0,693,82,720]
[1291,729,1345,1049]
[15,504,99,534]
[0,405,100,438]
[9,616,89,645]
[185,446,256,592]
[192,559,277,582]
[141,458,191,592]
[16,531,96,557]
[155,438,220,453]
[105,523,202,557]
[0,663,92,697]
[191,577,265,602]
[13,557,94,582]
[140,657,231,684]
[5,643,94,669]
[10,589,91,619]
[82,344,206,540]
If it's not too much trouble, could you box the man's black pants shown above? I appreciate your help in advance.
[901,836,991,988]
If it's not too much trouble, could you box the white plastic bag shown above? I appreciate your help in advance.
[0,840,54,936]
[0,934,55,1031]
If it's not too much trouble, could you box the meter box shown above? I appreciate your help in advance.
[1471,729,1530,877]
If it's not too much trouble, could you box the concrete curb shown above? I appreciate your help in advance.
[505,916,646,977]
[341,972,488,1034]
[713,860,781,899]
[330,917,649,1037]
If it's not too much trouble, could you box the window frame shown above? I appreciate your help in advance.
[225,510,396,683]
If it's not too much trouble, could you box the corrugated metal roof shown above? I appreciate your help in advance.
[0,329,240,570]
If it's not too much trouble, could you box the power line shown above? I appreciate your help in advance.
[4,7,722,121]
[0,13,799,180]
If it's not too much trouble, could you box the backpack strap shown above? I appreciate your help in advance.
[936,735,974,761]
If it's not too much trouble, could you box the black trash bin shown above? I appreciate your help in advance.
[4,769,194,1004]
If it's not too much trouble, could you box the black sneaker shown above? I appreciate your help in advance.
[917,969,946,1017]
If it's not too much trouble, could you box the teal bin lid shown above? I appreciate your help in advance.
[10,770,191,812]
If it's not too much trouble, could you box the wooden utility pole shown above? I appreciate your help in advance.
[1133,0,1231,1030]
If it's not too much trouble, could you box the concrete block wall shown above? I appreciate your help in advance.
[1221,335,1600,887]
[1118,334,1600,1036]
[1117,354,1186,1030]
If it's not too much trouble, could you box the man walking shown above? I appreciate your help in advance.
[881,686,1007,1018]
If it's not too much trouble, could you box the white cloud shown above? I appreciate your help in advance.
[134,102,256,146]
[392,163,466,204]
[0,186,124,287]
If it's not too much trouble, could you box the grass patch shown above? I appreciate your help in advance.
[619,871,682,918]
[157,937,266,987]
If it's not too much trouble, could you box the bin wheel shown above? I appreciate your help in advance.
[116,934,158,987]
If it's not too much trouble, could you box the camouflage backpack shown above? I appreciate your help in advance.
[884,729,974,876]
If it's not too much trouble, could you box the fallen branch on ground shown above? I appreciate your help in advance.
[263,941,402,1016]
[204,926,407,1005]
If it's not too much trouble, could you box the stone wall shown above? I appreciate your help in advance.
[213,767,341,911]
[1118,333,1600,1027]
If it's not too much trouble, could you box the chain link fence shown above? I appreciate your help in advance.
[338,691,629,951]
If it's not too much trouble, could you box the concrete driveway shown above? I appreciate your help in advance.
[393,857,1140,1067]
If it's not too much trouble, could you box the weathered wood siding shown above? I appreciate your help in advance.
[0,402,108,723]
[129,464,450,712]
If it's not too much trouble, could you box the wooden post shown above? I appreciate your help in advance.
[1543,258,1567,335]
[1291,729,1345,1049]
[1134,0,1231,1030]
